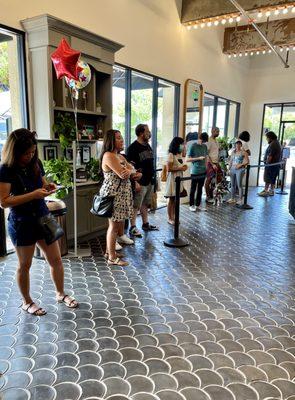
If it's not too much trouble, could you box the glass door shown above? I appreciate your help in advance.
[0,26,28,255]
[258,103,295,187]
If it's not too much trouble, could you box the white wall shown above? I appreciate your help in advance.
[0,0,249,133]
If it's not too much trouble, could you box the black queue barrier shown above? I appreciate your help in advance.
[164,161,287,248]
[237,160,287,210]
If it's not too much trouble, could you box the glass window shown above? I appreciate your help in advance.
[202,93,215,134]
[157,79,175,168]
[216,98,227,136]
[282,104,295,122]
[228,101,237,139]
[0,27,28,254]
[112,65,126,137]
[130,71,153,143]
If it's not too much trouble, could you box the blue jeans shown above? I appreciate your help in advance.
[230,168,245,199]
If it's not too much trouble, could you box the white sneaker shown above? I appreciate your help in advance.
[189,206,197,212]
[115,241,123,251]
[117,234,134,245]
[206,198,214,204]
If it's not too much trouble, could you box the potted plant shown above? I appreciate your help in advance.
[53,112,76,150]
[85,158,101,182]
[43,158,73,199]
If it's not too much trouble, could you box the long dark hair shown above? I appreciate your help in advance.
[1,128,40,175]
[99,129,120,170]
[168,137,184,155]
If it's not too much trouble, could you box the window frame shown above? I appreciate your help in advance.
[113,63,180,166]
[0,24,29,257]
[203,91,240,138]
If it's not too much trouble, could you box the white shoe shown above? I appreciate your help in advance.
[117,234,134,245]
[206,198,214,204]
[189,206,197,212]
[115,241,123,251]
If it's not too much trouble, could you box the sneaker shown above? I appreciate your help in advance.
[129,226,142,238]
[268,190,275,196]
[236,200,243,205]
[206,198,214,204]
[115,241,123,251]
[142,223,158,231]
[227,198,236,204]
[117,234,134,245]
[189,205,197,212]
[258,190,269,197]
[196,206,208,212]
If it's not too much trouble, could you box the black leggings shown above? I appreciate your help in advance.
[190,175,206,206]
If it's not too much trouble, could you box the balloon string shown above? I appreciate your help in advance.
[70,89,79,142]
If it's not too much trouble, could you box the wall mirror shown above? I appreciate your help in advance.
[183,79,204,138]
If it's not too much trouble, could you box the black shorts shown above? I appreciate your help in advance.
[8,214,46,247]
[264,165,280,184]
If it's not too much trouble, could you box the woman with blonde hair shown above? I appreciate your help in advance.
[0,129,78,316]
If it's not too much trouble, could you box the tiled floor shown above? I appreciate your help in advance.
[0,188,295,400]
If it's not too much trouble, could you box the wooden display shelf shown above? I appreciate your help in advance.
[54,106,107,117]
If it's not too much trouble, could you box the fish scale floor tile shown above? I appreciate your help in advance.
[0,188,295,400]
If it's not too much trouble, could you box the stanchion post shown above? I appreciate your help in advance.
[164,176,189,248]
[276,160,288,195]
[236,164,253,210]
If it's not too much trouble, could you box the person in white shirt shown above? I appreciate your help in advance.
[205,127,222,203]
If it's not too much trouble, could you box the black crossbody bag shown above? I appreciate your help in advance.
[17,172,64,245]
[90,179,122,218]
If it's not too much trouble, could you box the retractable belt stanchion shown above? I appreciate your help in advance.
[164,176,189,248]
[236,165,253,210]
[276,160,288,195]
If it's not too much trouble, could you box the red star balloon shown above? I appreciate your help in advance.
[51,38,82,80]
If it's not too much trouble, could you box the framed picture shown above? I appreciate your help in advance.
[43,145,58,161]
[64,147,73,162]
[82,145,91,164]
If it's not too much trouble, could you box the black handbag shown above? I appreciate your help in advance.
[17,172,64,245]
[91,180,121,218]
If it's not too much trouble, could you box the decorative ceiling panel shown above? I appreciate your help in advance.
[181,0,295,23]
[223,17,295,53]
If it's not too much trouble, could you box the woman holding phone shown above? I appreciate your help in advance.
[0,129,78,316]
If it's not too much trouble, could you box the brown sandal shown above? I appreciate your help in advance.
[107,257,129,266]
[22,302,46,316]
[57,294,78,308]
[104,252,124,259]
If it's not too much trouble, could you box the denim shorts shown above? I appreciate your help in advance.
[8,214,45,247]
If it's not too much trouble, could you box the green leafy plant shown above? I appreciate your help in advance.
[43,159,73,199]
[53,112,76,150]
[85,158,101,182]
[217,136,229,151]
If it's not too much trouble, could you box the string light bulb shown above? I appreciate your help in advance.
[214,20,219,26]
[250,52,254,56]
[280,47,284,52]
[221,18,226,24]
[201,22,205,28]
[194,24,198,29]
[207,21,212,27]
[233,54,237,58]
[266,11,271,17]
[283,7,288,14]
[239,53,242,57]
[274,9,280,15]
[229,17,234,23]
[187,25,192,30]
[292,6,295,13]
[262,50,266,54]
[228,54,232,58]
[256,51,260,55]
[268,49,272,53]
[245,52,248,56]
[258,11,263,18]
[236,16,241,22]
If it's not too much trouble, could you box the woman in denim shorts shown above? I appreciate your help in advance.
[0,129,78,316]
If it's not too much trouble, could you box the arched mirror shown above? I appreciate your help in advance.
[183,79,204,137]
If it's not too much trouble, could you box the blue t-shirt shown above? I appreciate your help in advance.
[0,160,48,218]
[187,142,208,175]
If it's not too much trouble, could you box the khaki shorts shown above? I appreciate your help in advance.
[134,183,153,209]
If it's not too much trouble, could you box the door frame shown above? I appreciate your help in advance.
[257,102,295,186]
